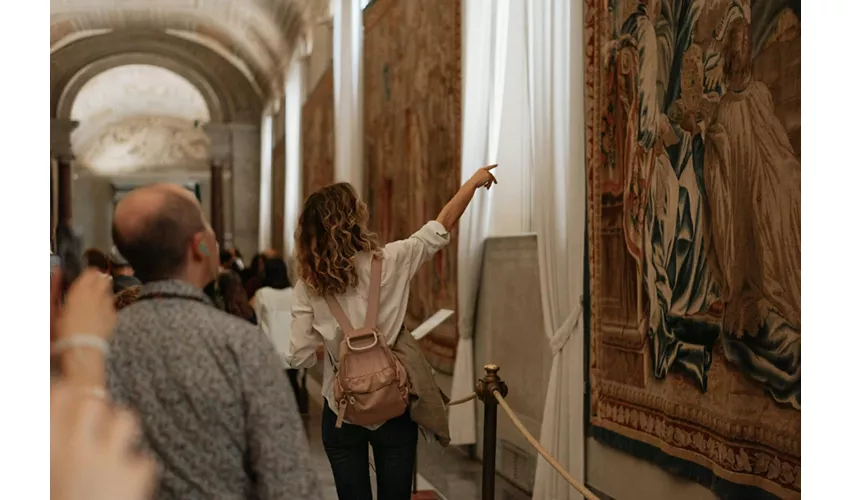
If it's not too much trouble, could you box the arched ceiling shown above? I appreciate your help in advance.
[50,0,312,97]
[51,30,264,122]
[71,65,212,176]
[71,64,210,126]
[50,0,334,174]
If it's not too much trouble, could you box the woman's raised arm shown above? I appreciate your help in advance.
[436,164,498,232]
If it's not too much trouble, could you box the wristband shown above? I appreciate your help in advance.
[51,335,109,357]
[80,386,108,400]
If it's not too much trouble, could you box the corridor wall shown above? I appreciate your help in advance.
[301,68,335,201]
[271,22,333,258]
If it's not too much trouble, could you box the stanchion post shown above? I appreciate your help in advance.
[476,364,508,500]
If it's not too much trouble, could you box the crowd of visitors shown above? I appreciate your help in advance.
[49,164,496,500]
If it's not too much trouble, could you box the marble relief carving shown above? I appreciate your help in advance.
[76,116,210,175]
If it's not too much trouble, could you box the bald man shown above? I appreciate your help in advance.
[106,184,318,500]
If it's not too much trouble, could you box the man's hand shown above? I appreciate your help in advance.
[58,269,116,342]
[51,384,158,500]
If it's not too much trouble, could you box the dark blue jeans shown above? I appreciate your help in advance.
[322,401,417,500]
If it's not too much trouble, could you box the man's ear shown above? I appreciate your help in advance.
[190,233,206,261]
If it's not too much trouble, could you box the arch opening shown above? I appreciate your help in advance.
[70,64,212,176]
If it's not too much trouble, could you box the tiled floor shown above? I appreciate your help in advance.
[302,396,531,500]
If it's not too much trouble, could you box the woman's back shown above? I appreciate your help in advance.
[286,172,495,500]
[254,286,294,358]
[289,220,449,367]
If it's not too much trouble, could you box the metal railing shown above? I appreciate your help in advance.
[442,364,600,500]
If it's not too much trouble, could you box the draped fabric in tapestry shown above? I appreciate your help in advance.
[301,68,335,202]
[363,0,462,374]
[585,0,800,497]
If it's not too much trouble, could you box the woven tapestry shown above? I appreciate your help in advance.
[585,1,800,498]
[301,67,335,202]
[363,0,461,374]
[271,136,285,255]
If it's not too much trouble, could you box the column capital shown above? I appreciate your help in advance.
[50,118,79,159]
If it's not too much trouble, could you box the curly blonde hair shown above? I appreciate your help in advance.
[295,183,381,296]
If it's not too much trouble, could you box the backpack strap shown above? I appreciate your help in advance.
[364,256,383,330]
[325,295,355,335]
[324,254,383,334]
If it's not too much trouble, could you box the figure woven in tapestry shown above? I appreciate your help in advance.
[586,0,800,497]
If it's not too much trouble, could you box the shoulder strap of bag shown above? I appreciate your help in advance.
[364,256,382,330]
[325,295,355,335]
[324,254,383,334]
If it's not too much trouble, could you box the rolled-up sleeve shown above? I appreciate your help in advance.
[387,220,451,278]
[285,281,320,369]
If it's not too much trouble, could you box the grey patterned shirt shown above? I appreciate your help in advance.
[106,280,318,500]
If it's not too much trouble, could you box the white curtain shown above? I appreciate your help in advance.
[284,60,304,258]
[450,0,510,446]
[489,0,533,237]
[257,112,274,251]
[527,0,586,498]
[333,0,364,195]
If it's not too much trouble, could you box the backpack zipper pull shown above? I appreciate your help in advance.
[336,398,348,428]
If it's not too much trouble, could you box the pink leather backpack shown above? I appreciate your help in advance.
[325,256,409,428]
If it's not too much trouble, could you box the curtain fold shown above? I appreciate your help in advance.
[283,60,304,258]
[258,113,274,251]
[450,0,509,446]
[333,0,364,195]
[526,0,586,498]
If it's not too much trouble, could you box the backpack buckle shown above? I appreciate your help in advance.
[345,331,379,352]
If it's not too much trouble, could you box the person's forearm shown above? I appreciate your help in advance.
[436,179,478,232]
[59,348,106,388]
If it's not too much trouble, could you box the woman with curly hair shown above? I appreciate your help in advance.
[286,166,497,499]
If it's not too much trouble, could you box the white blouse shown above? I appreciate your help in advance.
[253,286,295,368]
[285,220,451,424]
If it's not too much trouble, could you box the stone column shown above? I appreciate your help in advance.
[228,123,261,258]
[56,157,73,225]
[204,123,234,248]
[50,119,79,229]
[210,161,225,246]
[204,122,261,258]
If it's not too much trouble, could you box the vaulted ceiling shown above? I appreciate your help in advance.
[51,0,312,98]
[50,0,332,121]
[51,0,332,175]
